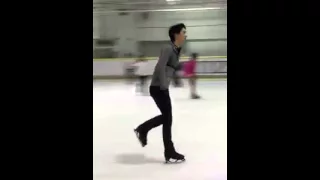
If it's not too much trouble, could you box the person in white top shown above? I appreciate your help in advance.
[133,56,149,94]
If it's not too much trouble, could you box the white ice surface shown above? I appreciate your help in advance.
[93,80,227,180]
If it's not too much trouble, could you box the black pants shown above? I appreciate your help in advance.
[137,76,148,93]
[137,86,174,151]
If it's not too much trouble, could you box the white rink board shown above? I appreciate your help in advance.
[93,58,227,76]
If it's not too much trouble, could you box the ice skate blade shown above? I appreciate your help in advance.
[165,158,185,164]
[133,129,146,147]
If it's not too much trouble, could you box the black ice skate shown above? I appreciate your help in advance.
[164,151,185,163]
[191,94,201,99]
[133,129,147,147]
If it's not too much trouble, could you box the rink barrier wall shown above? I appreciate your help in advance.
[93,75,227,80]
[93,57,227,79]
[93,56,227,61]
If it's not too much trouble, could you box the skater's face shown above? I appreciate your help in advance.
[175,28,187,45]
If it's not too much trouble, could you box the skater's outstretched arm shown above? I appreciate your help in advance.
[155,46,172,90]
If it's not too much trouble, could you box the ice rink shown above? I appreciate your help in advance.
[93,79,227,180]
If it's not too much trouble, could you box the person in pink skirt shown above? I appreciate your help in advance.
[183,53,200,99]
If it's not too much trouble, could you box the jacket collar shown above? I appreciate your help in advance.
[171,42,181,55]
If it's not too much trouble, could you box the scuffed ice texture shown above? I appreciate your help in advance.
[93,80,227,180]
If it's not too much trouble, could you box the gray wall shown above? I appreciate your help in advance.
[93,9,227,57]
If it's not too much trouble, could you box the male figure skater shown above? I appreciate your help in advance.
[134,23,187,163]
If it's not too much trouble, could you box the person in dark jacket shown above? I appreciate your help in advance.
[134,23,187,163]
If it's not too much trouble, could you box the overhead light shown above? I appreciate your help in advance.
[166,0,181,5]
[157,7,222,12]
[93,7,224,14]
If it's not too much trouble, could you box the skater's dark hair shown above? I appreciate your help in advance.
[169,23,186,42]
[191,53,199,59]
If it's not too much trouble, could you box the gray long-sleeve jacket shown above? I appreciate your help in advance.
[150,43,180,90]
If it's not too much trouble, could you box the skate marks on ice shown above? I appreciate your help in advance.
[115,153,163,165]
[115,153,186,165]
